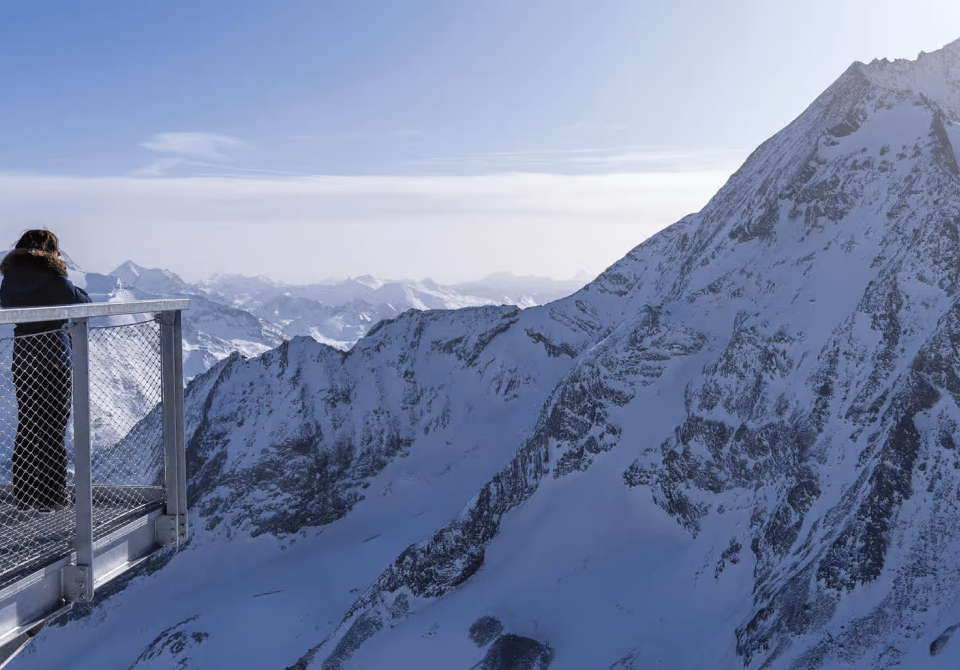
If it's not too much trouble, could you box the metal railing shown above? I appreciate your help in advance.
[0,299,188,664]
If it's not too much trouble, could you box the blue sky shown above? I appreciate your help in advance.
[1,0,758,178]
[2,1,960,282]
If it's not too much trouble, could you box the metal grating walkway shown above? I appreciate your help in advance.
[0,488,165,591]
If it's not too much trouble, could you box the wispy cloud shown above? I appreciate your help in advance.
[290,129,426,143]
[141,132,247,161]
[406,146,744,175]
[135,132,249,176]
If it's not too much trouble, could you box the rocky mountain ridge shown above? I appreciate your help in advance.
[108,261,585,365]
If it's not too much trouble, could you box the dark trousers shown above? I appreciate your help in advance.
[12,333,72,510]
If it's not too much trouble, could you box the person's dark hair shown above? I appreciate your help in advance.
[14,229,60,255]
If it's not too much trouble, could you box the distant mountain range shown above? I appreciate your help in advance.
[71,261,586,379]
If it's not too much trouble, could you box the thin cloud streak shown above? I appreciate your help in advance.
[135,133,249,176]
[406,146,744,175]
[141,132,248,161]
[0,169,736,284]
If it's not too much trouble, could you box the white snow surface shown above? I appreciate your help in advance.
[13,38,960,670]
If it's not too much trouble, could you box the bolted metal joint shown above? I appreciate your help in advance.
[156,514,184,547]
[62,565,93,604]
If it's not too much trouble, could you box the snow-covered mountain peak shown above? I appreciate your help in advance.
[112,260,189,295]
[639,36,960,300]
[351,275,386,290]
[855,37,960,119]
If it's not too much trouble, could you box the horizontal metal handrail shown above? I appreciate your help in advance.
[0,299,190,325]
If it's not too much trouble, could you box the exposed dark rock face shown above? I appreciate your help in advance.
[929,622,960,656]
[469,616,505,647]
[318,613,383,670]
[128,615,208,669]
[470,634,555,670]
[734,299,960,668]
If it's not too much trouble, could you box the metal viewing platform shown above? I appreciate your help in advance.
[0,300,189,667]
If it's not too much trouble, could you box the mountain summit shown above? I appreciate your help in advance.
[17,38,960,670]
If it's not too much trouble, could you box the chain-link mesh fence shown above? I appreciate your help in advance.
[0,318,167,585]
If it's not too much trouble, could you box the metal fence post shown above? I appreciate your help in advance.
[158,311,187,547]
[173,310,187,543]
[64,318,94,603]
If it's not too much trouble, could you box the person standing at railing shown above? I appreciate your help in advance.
[0,229,91,513]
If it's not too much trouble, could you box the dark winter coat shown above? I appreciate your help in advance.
[0,248,92,336]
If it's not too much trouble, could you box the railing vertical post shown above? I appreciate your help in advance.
[173,310,188,543]
[159,310,187,547]
[65,318,94,603]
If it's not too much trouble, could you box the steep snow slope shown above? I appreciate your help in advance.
[14,37,960,670]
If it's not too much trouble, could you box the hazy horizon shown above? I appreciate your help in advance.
[81,255,598,288]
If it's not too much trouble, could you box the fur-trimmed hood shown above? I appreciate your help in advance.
[0,248,68,277]
[0,247,90,335]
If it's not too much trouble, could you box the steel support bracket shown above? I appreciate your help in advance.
[62,565,93,604]
[156,514,186,547]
